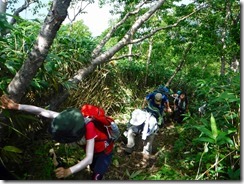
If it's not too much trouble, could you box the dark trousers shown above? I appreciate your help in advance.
[90,151,113,180]
[173,110,185,124]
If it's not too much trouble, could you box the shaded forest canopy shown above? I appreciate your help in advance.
[0,0,240,180]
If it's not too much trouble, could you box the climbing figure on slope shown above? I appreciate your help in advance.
[123,109,159,155]
[0,95,119,180]
[142,86,172,127]
[173,91,188,124]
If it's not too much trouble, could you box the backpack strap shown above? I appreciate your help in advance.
[84,117,112,143]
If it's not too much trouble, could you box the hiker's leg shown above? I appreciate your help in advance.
[91,152,113,180]
[126,127,136,149]
[174,110,180,123]
[142,133,155,155]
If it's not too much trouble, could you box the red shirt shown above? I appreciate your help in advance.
[85,121,114,154]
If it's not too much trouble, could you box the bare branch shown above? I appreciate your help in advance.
[67,1,91,23]
[91,0,151,59]
[109,54,140,61]
[72,0,166,83]
[9,0,34,25]
[131,4,208,44]
[165,42,193,87]
[91,6,141,59]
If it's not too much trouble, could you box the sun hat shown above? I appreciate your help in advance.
[129,109,147,126]
[154,93,162,104]
[49,108,85,143]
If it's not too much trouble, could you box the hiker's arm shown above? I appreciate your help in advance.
[61,138,95,177]
[173,98,177,111]
[142,97,148,109]
[164,100,172,113]
[1,95,59,119]
[18,105,59,119]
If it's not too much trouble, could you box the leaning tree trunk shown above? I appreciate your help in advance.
[165,42,192,87]
[144,37,153,86]
[7,0,72,102]
[49,0,167,110]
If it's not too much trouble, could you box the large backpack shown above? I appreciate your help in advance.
[81,104,120,141]
[154,85,170,96]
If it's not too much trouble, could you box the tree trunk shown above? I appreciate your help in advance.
[6,0,166,109]
[7,0,72,102]
[71,0,165,83]
[0,0,7,13]
[165,42,192,87]
[144,38,153,86]
[49,0,166,109]
[220,1,231,76]
[128,44,133,62]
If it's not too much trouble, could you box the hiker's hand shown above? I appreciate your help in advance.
[166,107,172,113]
[55,167,71,179]
[0,95,19,110]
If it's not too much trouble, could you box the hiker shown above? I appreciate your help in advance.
[171,90,182,99]
[123,109,158,155]
[142,91,172,127]
[173,91,188,124]
[0,95,116,180]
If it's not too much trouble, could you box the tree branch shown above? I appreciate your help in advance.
[109,54,140,61]
[71,0,166,84]
[165,42,193,87]
[131,4,207,44]
[9,0,34,25]
[67,1,91,23]
[91,6,141,59]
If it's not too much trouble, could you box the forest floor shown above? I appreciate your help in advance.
[105,121,179,180]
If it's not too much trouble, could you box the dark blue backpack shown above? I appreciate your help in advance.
[154,85,170,96]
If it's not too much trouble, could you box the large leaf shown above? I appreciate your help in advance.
[193,125,214,139]
[194,137,215,144]
[3,146,23,153]
[210,113,218,139]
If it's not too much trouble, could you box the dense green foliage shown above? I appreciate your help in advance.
[0,0,240,180]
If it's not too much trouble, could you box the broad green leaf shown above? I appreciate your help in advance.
[193,125,214,139]
[228,98,240,103]
[3,146,22,153]
[194,137,215,144]
[217,138,234,146]
[130,170,143,178]
[216,132,229,145]
[223,137,234,146]
[227,128,237,134]
[210,113,218,139]
[220,92,236,101]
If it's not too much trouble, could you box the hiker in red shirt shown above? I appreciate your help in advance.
[0,95,117,180]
